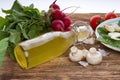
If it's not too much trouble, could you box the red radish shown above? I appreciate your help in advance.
[62,13,67,18]
[51,20,65,31]
[63,17,72,28]
[49,0,60,10]
[52,9,63,19]
[64,27,71,31]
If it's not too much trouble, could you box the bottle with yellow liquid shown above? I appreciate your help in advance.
[14,21,93,69]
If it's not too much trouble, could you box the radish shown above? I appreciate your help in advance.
[51,20,65,31]
[63,17,72,28]
[62,13,67,18]
[52,9,63,19]
[64,27,71,31]
[49,0,60,10]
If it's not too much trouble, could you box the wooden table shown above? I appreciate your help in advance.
[0,13,120,80]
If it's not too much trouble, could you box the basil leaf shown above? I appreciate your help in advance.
[0,38,8,68]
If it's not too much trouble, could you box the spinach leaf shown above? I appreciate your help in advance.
[0,38,8,68]
[118,20,120,26]
[97,27,108,36]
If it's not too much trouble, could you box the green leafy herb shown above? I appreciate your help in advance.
[118,20,120,26]
[9,29,21,44]
[0,0,52,67]
[0,17,7,30]
[0,38,8,67]
[0,31,9,40]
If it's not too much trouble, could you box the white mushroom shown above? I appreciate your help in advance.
[69,46,84,62]
[70,46,78,53]
[86,47,103,65]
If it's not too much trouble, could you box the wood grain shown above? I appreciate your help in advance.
[0,13,120,80]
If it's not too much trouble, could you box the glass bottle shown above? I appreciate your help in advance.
[14,21,93,69]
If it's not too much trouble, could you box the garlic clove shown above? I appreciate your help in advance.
[108,32,120,40]
[69,50,84,62]
[114,27,120,32]
[86,47,103,65]
[111,23,120,32]
[104,25,115,32]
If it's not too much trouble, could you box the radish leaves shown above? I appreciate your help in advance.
[0,38,8,68]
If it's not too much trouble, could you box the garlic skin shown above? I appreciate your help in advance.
[86,47,103,65]
[83,37,95,44]
[69,49,84,62]
[78,61,89,67]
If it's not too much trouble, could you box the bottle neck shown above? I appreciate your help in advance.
[71,21,93,45]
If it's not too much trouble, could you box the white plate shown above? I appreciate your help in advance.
[95,17,120,51]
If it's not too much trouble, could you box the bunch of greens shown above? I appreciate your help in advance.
[97,20,120,48]
[0,0,52,67]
